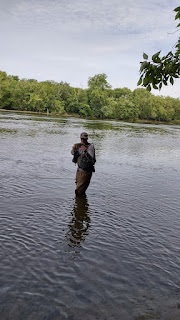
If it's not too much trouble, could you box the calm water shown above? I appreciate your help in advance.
[0,112,180,320]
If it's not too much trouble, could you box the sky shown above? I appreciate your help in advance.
[0,0,180,98]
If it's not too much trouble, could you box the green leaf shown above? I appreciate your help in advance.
[170,77,174,85]
[152,51,161,62]
[159,83,162,90]
[137,78,142,86]
[175,12,180,20]
[174,7,180,12]
[143,76,150,86]
[143,53,148,60]
[147,84,151,92]
[153,84,158,90]
[140,61,148,72]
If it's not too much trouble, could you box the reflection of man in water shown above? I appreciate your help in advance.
[71,132,96,195]
[67,195,91,248]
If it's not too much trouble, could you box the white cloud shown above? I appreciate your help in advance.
[2,0,177,33]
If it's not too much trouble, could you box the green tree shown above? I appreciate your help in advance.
[56,82,75,112]
[138,7,180,91]
[87,74,114,118]
[78,103,92,117]
[163,96,176,121]
[150,95,166,121]
[51,100,65,113]
[65,92,79,113]
[131,88,156,119]
[88,73,111,91]
[77,88,88,104]
[114,97,139,120]
[100,97,117,118]
[10,79,29,110]
[113,87,132,100]
[0,71,20,109]
[28,93,43,112]
[173,98,180,119]
[87,89,109,118]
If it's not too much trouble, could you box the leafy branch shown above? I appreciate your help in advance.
[138,6,180,91]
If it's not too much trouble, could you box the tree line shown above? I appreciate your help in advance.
[0,71,180,122]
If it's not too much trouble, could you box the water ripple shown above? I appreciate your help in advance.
[1,113,180,319]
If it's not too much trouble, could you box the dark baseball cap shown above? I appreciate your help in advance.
[80,132,88,140]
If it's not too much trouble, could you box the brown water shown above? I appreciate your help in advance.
[0,112,180,320]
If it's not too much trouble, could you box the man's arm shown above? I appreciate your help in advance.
[71,147,75,155]
[82,144,96,164]
[71,143,82,155]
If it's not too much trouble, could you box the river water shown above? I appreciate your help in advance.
[0,112,180,320]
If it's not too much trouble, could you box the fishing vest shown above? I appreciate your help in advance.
[72,144,95,172]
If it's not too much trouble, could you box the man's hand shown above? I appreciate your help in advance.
[72,145,76,151]
[81,145,87,152]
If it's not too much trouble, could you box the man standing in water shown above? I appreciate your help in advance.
[71,132,96,195]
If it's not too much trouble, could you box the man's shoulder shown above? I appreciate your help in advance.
[88,142,94,148]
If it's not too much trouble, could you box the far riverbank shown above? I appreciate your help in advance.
[1,108,180,125]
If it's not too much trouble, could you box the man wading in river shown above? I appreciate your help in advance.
[71,132,96,195]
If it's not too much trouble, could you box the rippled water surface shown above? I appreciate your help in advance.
[1,112,180,320]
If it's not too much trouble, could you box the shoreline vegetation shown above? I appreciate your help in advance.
[1,108,180,125]
[0,71,180,124]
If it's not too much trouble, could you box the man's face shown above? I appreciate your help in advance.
[81,138,87,144]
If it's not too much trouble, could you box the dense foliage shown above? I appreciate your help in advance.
[138,6,180,91]
[0,71,180,122]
